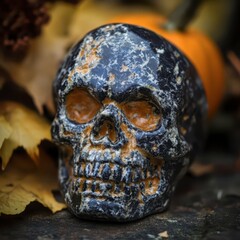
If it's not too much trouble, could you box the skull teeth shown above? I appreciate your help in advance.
[102,164,111,180]
[122,166,132,184]
[72,178,160,198]
[72,162,160,198]
[74,162,160,184]
[113,165,122,183]
[93,162,100,176]
[78,149,150,168]
[85,163,91,178]
[71,149,162,197]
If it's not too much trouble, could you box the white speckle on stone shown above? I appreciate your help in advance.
[163,199,169,207]
[168,127,179,147]
[174,51,180,58]
[217,190,223,200]
[176,76,182,85]
[174,63,179,75]
[167,219,178,223]
[157,65,163,71]
[157,48,165,54]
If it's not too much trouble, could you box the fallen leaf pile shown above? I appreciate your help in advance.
[0,148,66,215]
[0,101,51,170]
[0,102,66,215]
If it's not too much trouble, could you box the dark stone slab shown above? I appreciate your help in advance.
[1,173,239,240]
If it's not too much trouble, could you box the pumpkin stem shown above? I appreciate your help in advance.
[163,0,203,31]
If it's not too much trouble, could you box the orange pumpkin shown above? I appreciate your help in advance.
[108,13,225,117]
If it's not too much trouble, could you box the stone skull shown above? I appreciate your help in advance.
[52,24,207,221]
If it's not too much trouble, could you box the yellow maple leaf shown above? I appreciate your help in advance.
[0,187,36,215]
[0,150,66,215]
[0,101,51,170]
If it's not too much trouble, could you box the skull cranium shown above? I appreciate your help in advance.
[52,24,207,221]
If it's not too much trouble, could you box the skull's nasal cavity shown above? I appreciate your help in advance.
[94,120,117,143]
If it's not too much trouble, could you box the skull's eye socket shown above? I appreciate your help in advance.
[122,100,161,131]
[66,88,101,124]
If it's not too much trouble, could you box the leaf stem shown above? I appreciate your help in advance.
[163,0,203,31]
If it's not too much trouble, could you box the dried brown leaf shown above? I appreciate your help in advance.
[189,162,215,176]
[0,187,36,215]
[0,3,76,113]
[0,101,51,170]
[159,231,169,238]
[0,150,66,215]
[0,116,12,148]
